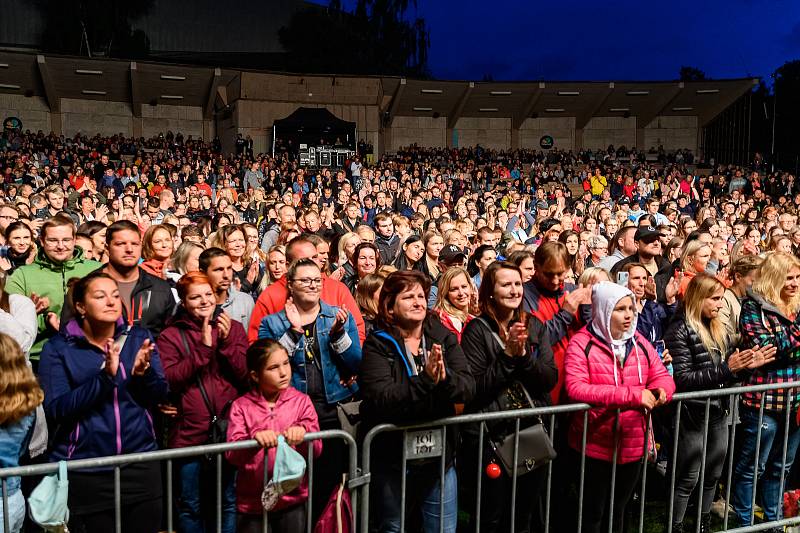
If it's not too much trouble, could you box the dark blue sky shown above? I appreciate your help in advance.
[339,0,800,82]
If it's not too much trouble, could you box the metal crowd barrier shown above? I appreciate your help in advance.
[358,381,800,533]
[5,382,800,533]
[0,429,357,533]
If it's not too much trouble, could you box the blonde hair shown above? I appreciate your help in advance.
[680,240,711,273]
[336,232,361,265]
[683,274,728,355]
[578,267,611,287]
[752,252,800,317]
[0,334,43,425]
[433,267,473,323]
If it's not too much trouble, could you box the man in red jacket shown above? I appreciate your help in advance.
[248,236,366,343]
[522,241,591,404]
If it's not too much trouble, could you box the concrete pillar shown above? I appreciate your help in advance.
[511,128,520,150]
[379,126,392,155]
[635,127,645,151]
[202,119,214,141]
[446,128,455,149]
[132,117,143,138]
[51,112,63,136]
[575,128,584,151]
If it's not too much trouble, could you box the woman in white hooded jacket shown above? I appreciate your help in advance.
[564,281,675,533]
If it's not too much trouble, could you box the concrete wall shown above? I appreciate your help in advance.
[453,117,511,150]
[139,104,205,139]
[584,116,636,150]
[389,116,447,151]
[61,99,132,137]
[644,116,698,153]
[519,117,575,151]
[0,94,51,132]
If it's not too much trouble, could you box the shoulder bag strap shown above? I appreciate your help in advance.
[475,316,506,350]
[179,329,216,418]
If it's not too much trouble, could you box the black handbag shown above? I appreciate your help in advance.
[476,318,557,477]
[485,381,557,477]
[179,330,232,445]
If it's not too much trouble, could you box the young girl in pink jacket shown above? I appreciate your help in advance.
[226,338,322,533]
[564,281,675,533]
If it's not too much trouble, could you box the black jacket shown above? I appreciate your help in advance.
[98,265,177,335]
[359,314,475,466]
[611,253,674,303]
[374,233,400,265]
[460,314,557,412]
[663,311,739,408]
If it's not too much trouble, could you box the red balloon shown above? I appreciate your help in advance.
[485,463,502,479]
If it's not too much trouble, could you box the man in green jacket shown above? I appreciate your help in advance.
[6,214,101,363]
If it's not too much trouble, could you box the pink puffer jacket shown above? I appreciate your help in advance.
[564,327,675,464]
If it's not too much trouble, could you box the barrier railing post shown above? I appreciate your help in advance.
[114,466,122,533]
[607,410,620,533]
[544,414,555,533]
[399,429,408,533]
[216,452,223,533]
[475,421,485,533]
[577,410,588,533]
[167,459,173,533]
[667,400,682,532]
[2,477,9,533]
[694,398,711,533]
[751,401,766,526]
[439,425,447,533]
[510,418,520,533]
[268,448,269,533]
[637,414,651,533]
[306,443,314,533]
[779,386,793,526]
[723,394,738,530]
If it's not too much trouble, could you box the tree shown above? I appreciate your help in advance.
[679,66,707,81]
[279,0,429,77]
[771,60,800,166]
[34,0,153,59]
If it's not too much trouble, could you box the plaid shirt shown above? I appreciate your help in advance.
[739,293,800,412]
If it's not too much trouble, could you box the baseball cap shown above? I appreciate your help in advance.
[439,244,467,264]
[634,226,664,242]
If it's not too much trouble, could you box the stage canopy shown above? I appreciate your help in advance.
[272,107,356,151]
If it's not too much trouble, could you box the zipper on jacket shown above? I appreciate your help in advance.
[113,359,128,454]
[67,422,80,459]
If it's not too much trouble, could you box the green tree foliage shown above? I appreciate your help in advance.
[679,66,707,81]
[771,60,800,164]
[279,0,429,77]
[35,0,152,59]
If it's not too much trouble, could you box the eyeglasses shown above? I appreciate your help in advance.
[0,215,17,221]
[291,278,322,287]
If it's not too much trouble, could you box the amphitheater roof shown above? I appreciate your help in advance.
[0,50,757,128]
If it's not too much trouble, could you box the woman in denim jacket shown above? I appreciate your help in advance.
[258,258,362,520]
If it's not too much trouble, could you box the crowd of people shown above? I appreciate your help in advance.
[0,127,799,533]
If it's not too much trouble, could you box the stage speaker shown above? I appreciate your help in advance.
[319,151,331,167]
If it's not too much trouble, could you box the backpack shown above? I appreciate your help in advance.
[314,475,353,533]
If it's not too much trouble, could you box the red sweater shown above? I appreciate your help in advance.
[247,276,366,344]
